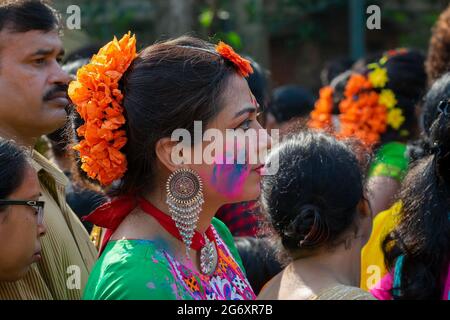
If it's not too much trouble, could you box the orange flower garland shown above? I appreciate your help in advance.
[307,49,413,147]
[68,32,137,186]
[308,86,334,130]
[338,74,387,147]
[308,74,388,147]
[215,41,253,77]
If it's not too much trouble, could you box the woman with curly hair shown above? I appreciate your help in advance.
[426,4,450,85]
[371,95,450,300]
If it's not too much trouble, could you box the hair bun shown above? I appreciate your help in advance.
[284,204,330,249]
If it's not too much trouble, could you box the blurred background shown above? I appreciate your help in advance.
[56,0,449,92]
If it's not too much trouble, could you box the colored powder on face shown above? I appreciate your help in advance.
[210,148,251,199]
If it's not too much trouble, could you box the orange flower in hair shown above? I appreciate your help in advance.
[215,41,253,77]
[68,32,137,186]
[308,86,334,131]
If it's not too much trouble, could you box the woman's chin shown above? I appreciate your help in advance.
[230,185,261,203]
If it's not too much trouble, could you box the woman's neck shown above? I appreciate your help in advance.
[145,188,219,234]
[289,243,362,289]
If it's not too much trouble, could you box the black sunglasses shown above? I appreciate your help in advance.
[0,200,45,224]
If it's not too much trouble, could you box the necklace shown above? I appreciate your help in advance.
[138,197,218,275]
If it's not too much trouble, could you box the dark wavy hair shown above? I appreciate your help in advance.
[261,131,367,262]
[382,97,450,299]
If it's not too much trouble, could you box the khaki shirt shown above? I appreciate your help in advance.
[0,151,97,299]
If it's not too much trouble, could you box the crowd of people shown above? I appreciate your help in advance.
[0,0,448,300]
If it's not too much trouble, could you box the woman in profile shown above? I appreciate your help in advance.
[0,138,46,282]
[69,33,271,300]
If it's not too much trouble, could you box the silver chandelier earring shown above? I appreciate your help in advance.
[166,168,205,257]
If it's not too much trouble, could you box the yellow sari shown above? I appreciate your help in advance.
[360,201,402,291]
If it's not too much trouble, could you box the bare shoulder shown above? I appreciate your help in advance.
[257,269,314,300]
[257,271,283,300]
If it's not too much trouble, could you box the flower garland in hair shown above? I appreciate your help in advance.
[308,86,334,130]
[309,50,408,147]
[215,41,253,77]
[68,32,137,186]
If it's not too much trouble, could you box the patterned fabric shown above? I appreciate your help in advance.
[310,285,375,300]
[215,201,260,237]
[164,226,255,300]
[83,218,256,300]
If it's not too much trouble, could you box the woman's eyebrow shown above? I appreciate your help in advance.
[233,106,257,119]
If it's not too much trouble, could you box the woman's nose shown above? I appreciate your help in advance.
[254,129,272,167]
[37,222,47,237]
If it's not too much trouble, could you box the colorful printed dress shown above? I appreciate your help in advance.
[83,217,256,300]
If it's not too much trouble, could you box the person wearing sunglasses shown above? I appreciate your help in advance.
[0,138,46,282]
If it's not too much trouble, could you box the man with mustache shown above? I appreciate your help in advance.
[0,0,96,299]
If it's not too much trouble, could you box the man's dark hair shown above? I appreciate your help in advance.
[0,0,60,34]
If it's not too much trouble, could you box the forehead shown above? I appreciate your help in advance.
[220,73,254,112]
[13,164,40,198]
[0,29,62,57]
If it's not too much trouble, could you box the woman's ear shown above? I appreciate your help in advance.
[155,137,188,172]
[357,197,372,219]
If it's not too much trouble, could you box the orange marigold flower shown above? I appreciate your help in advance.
[68,32,137,185]
[338,82,387,147]
[345,74,372,97]
[308,86,334,131]
[215,41,253,77]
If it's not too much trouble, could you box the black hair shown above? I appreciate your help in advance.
[245,56,269,110]
[408,73,450,163]
[0,0,60,34]
[0,138,30,206]
[268,85,315,123]
[380,50,427,143]
[321,56,355,86]
[261,131,366,261]
[382,99,450,300]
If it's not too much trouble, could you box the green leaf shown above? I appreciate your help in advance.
[226,31,242,50]
[199,9,214,28]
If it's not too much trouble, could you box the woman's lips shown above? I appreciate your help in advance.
[33,249,42,262]
[253,165,265,175]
